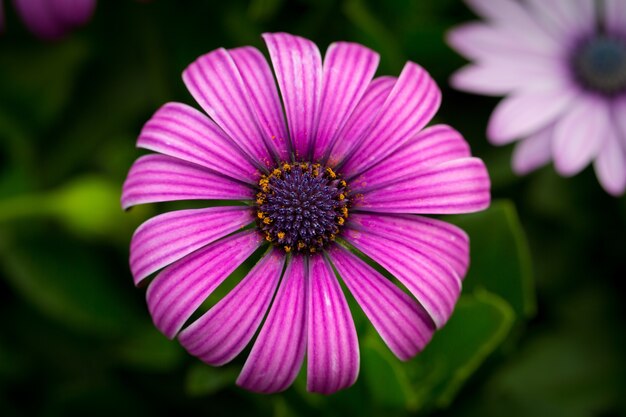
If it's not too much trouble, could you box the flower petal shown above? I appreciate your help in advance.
[178,249,285,366]
[340,62,441,177]
[13,0,65,39]
[306,255,359,394]
[182,48,273,168]
[263,32,323,160]
[347,213,470,279]
[130,206,254,285]
[343,227,462,329]
[146,230,263,339]
[605,0,626,35]
[228,46,291,161]
[487,86,578,145]
[327,77,396,167]
[237,255,307,393]
[121,154,253,209]
[463,0,563,49]
[511,123,554,175]
[51,0,96,27]
[137,102,258,184]
[553,96,610,176]
[450,61,565,96]
[353,124,471,190]
[614,96,626,143]
[594,126,626,196]
[526,0,596,41]
[313,42,379,161]
[354,158,491,215]
[328,245,435,360]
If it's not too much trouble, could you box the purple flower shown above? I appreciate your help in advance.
[2,0,96,39]
[448,0,626,196]
[122,32,491,394]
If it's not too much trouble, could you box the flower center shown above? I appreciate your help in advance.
[256,162,350,253]
[572,35,626,94]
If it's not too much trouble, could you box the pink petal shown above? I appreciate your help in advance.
[262,32,323,160]
[594,127,626,196]
[182,48,274,168]
[340,62,441,178]
[51,0,96,27]
[526,0,596,42]
[352,124,471,190]
[178,249,285,366]
[354,157,491,215]
[130,206,254,285]
[306,255,359,394]
[605,0,626,35]
[312,42,379,161]
[450,61,564,96]
[614,97,626,144]
[446,22,557,62]
[328,245,435,360]
[13,0,65,39]
[553,96,610,176]
[511,123,554,175]
[347,213,470,279]
[463,0,562,49]
[121,154,253,210]
[229,46,291,162]
[137,102,259,184]
[237,255,307,393]
[343,227,462,329]
[146,230,263,339]
[326,76,396,167]
[487,86,578,145]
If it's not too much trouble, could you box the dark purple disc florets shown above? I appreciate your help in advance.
[572,34,626,95]
[256,162,350,253]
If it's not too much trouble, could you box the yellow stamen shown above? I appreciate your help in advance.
[337,217,345,225]
[284,245,291,253]
[277,231,285,240]
[263,217,272,224]
[297,241,306,250]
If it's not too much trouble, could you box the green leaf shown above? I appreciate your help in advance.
[408,291,515,410]
[447,199,536,319]
[0,229,140,338]
[361,333,414,410]
[185,363,239,397]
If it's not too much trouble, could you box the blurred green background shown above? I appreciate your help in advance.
[1,0,625,416]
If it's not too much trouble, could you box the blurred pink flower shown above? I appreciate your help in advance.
[2,0,96,39]
[122,33,490,393]
[448,0,626,195]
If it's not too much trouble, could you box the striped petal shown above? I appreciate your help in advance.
[343,228,462,329]
[328,245,435,360]
[121,154,253,209]
[487,86,578,145]
[553,96,610,176]
[130,206,254,285]
[237,255,307,393]
[594,126,626,196]
[347,213,470,278]
[146,231,262,339]
[354,158,491,214]
[327,77,396,167]
[178,249,285,366]
[229,46,291,161]
[137,102,259,184]
[263,32,323,160]
[352,124,471,191]
[307,255,359,394]
[313,42,379,161]
[183,48,273,168]
[340,62,441,178]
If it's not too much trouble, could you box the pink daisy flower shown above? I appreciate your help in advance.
[448,0,626,196]
[2,0,96,39]
[122,32,491,394]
